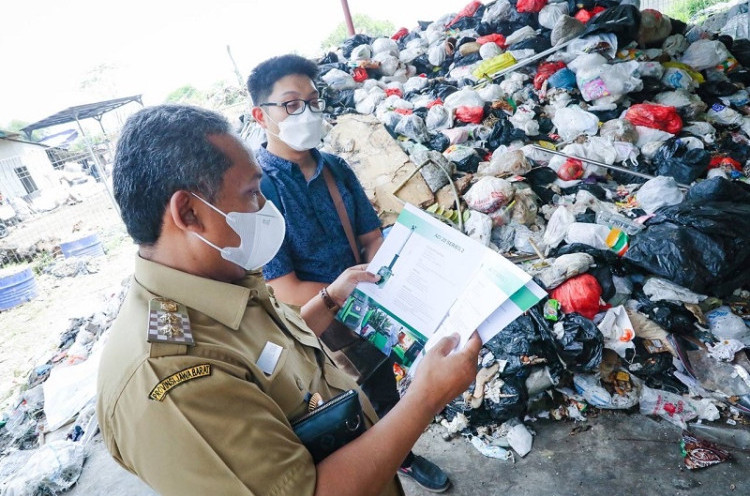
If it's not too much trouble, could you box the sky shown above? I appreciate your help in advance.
[0,0,468,127]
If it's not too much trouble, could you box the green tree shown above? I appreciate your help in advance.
[321,14,396,51]
[165,85,204,104]
[5,120,29,133]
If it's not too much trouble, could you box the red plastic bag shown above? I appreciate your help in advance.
[426,98,444,109]
[455,106,485,124]
[709,155,743,171]
[517,0,548,13]
[557,158,584,180]
[446,1,482,28]
[550,274,603,320]
[477,34,507,48]
[391,27,409,40]
[385,88,403,98]
[574,6,606,23]
[394,108,413,116]
[352,67,368,83]
[624,104,683,134]
[534,61,567,89]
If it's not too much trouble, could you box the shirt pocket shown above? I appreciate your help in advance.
[263,346,320,419]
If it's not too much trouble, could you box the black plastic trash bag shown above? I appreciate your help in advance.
[685,176,750,203]
[487,118,527,150]
[341,34,373,58]
[553,313,604,373]
[483,375,528,422]
[730,38,750,67]
[483,308,562,380]
[427,132,451,152]
[652,138,710,184]
[625,201,750,296]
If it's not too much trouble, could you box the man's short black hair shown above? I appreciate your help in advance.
[246,54,319,106]
[113,104,233,245]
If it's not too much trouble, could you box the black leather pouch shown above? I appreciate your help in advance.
[291,389,366,463]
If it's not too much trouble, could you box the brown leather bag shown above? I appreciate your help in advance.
[319,165,386,384]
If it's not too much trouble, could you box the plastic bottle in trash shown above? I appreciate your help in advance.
[605,228,629,256]
[595,211,644,236]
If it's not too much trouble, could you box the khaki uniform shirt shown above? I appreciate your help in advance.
[97,256,404,496]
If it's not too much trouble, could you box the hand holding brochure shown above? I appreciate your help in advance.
[335,204,545,370]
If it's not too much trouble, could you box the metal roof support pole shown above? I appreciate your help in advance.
[73,116,120,214]
[341,0,355,36]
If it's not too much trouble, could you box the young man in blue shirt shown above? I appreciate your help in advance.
[248,54,451,493]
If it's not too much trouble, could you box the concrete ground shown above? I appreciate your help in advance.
[68,410,749,496]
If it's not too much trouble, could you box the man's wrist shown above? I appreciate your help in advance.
[319,286,340,312]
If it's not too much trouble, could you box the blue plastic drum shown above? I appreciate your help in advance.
[60,233,105,258]
[0,267,38,311]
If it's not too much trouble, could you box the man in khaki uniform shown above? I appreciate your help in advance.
[97,104,481,496]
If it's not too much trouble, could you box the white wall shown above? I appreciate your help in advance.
[0,139,57,199]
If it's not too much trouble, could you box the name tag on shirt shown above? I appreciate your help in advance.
[257,341,283,375]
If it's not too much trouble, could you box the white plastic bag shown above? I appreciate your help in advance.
[639,385,699,429]
[480,149,531,176]
[322,68,356,90]
[539,2,569,29]
[428,44,447,66]
[597,306,636,358]
[541,206,575,250]
[464,177,515,213]
[350,44,372,61]
[680,39,731,71]
[0,441,86,496]
[707,306,750,345]
[552,106,599,141]
[477,83,505,102]
[563,222,611,250]
[425,105,453,131]
[444,87,485,109]
[403,76,429,93]
[479,42,502,60]
[372,37,399,56]
[506,424,533,457]
[539,252,594,289]
[643,277,706,304]
[465,210,493,246]
[573,373,639,409]
[635,176,684,214]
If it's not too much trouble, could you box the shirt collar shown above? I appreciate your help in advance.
[134,255,270,330]
[257,143,324,183]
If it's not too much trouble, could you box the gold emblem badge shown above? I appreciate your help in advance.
[147,297,194,345]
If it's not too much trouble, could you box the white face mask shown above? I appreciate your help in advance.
[266,107,327,151]
[191,193,286,271]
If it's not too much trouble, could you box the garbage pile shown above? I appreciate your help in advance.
[316,0,750,463]
[0,283,127,493]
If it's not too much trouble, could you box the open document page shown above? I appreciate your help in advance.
[335,204,545,370]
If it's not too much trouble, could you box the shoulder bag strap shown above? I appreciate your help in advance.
[321,166,361,265]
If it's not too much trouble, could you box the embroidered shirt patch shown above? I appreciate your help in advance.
[149,364,212,401]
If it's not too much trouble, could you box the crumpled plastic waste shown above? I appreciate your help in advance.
[303,0,750,462]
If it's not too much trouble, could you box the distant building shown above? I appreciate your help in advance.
[0,130,57,200]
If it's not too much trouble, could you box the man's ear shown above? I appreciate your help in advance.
[168,190,203,233]
[251,107,267,129]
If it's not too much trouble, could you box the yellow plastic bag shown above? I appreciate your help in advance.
[472,52,517,80]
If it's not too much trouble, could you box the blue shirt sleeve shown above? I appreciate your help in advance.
[335,157,382,236]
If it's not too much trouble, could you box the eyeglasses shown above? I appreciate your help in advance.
[259,98,326,115]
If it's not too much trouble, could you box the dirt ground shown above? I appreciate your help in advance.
[0,190,136,409]
[68,412,749,496]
